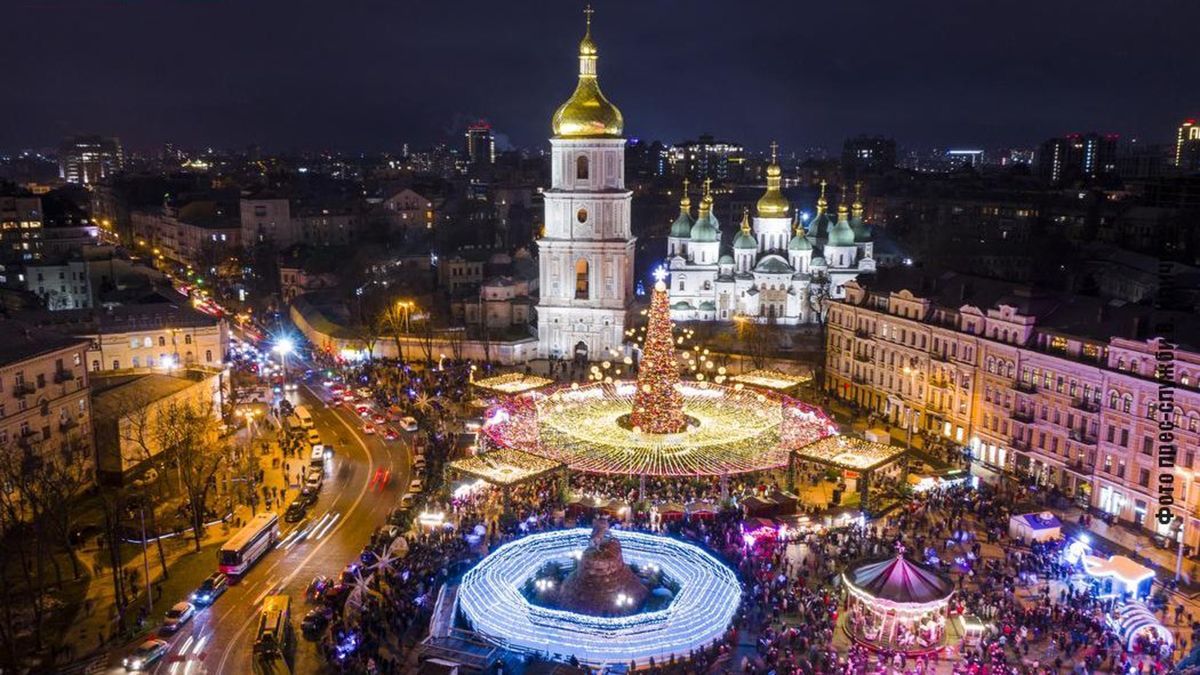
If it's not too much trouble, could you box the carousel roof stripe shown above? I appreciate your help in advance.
[844,555,955,605]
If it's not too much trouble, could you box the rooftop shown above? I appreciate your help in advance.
[19,296,220,334]
[91,372,201,418]
[0,320,89,367]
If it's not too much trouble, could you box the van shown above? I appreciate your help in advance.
[310,445,327,469]
[294,405,314,430]
[253,594,292,656]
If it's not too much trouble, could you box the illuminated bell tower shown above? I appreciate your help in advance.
[537,6,636,360]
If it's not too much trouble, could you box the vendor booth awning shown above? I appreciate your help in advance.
[449,448,563,486]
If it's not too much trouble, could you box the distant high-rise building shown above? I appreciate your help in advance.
[841,135,896,176]
[666,134,745,184]
[465,120,496,165]
[1037,132,1117,184]
[945,149,985,168]
[58,135,124,185]
[1176,119,1200,172]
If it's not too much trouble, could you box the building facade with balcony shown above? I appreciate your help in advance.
[825,267,1200,550]
[0,322,94,484]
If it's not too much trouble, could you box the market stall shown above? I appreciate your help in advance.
[1007,511,1063,543]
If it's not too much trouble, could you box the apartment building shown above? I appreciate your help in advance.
[0,322,94,481]
[825,267,1200,549]
[23,299,229,373]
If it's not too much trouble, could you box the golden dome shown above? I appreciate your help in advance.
[756,141,790,217]
[679,177,691,210]
[815,179,828,214]
[851,180,865,219]
[551,6,624,138]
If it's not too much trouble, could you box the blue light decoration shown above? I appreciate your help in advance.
[457,528,741,667]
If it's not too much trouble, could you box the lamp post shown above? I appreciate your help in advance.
[274,338,294,388]
[395,300,414,361]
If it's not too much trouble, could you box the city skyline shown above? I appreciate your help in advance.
[2,0,1197,153]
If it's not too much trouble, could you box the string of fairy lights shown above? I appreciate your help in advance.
[456,528,742,667]
[477,276,838,476]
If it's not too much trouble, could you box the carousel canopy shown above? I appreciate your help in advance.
[845,555,954,605]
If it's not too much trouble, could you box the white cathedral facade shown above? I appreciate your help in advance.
[667,162,877,326]
[536,8,635,360]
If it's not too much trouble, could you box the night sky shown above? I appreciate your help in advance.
[3,0,1197,153]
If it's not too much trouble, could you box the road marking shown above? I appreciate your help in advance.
[314,512,341,540]
[250,576,277,607]
[214,383,376,674]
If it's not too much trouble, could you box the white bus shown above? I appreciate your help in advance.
[219,512,279,575]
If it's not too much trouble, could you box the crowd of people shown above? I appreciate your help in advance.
[297,353,1189,674]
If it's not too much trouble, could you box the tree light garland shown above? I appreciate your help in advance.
[457,528,741,667]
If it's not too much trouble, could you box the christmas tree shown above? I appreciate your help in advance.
[629,272,687,434]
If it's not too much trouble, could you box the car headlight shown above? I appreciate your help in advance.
[130,659,143,668]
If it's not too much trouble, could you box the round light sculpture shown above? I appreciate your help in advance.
[482,380,836,476]
[457,528,741,667]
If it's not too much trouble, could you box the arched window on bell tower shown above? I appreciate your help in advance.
[576,155,589,181]
[575,258,590,299]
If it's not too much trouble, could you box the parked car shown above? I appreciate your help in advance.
[285,499,307,523]
[305,467,324,491]
[299,485,319,506]
[372,524,401,548]
[161,602,195,633]
[400,416,419,432]
[301,606,334,639]
[190,572,228,606]
[124,639,169,671]
[305,575,332,603]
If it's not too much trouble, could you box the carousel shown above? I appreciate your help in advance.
[843,545,955,654]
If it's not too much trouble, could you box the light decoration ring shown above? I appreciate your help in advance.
[457,528,741,666]
[481,380,837,476]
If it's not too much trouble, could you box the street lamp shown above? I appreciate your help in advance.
[274,338,295,386]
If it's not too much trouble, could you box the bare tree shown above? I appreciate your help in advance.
[23,430,96,581]
[807,271,833,392]
[147,400,228,552]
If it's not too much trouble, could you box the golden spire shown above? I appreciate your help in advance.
[837,184,849,218]
[756,140,790,217]
[698,177,713,216]
[851,181,864,219]
[551,4,624,137]
[740,207,751,234]
[816,179,828,215]
[679,177,691,211]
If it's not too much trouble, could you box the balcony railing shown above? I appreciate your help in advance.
[931,351,950,363]
[1011,409,1034,423]
[1071,397,1100,413]
[1012,380,1037,394]
[854,329,873,339]
[1012,438,1030,451]
[853,352,871,363]
[53,369,74,384]
[852,375,868,385]
[1069,429,1098,445]
[12,382,36,397]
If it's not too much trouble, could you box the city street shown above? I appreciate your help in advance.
[101,382,413,674]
